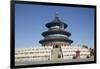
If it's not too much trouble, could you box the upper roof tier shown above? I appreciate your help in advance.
[46,16,68,28]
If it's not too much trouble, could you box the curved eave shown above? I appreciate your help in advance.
[39,38,73,44]
[46,22,67,28]
[42,30,71,37]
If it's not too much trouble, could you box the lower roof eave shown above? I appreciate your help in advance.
[39,39,73,44]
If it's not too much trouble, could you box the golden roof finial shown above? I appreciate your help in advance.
[55,12,59,17]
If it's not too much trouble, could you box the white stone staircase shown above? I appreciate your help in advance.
[51,47,63,60]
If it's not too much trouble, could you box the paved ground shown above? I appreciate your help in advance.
[15,58,94,66]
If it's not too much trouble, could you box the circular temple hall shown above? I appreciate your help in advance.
[39,15,73,47]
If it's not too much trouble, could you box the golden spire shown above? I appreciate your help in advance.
[55,12,59,18]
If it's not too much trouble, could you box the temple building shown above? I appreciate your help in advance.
[39,15,73,47]
[15,15,91,65]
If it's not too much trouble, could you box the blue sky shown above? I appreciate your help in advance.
[15,4,95,48]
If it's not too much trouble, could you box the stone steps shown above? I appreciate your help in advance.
[51,48,63,59]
